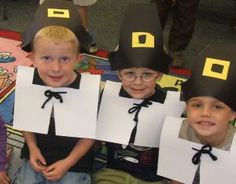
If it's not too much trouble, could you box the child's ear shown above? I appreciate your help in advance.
[118,71,122,81]
[77,53,83,64]
[28,52,36,67]
[28,52,33,60]
[156,72,163,81]
[231,111,236,121]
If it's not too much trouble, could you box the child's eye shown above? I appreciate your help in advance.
[213,104,224,110]
[41,56,51,61]
[124,71,135,77]
[126,71,135,76]
[190,103,201,108]
[142,72,155,80]
[60,57,70,63]
[142,72,152,77]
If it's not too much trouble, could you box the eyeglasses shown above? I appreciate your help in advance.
[119,71,158,82]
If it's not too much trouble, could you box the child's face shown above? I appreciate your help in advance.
[30,37,80,88]
[118,67,162,99]
[186,96,236,145]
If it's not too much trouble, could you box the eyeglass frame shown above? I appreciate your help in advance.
[118,70,161,82]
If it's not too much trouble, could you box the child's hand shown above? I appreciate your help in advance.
[0,171,10,184]
[42,159,71,181]
[29,147,47,172]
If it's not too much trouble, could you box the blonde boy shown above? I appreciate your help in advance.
[13,0,100,183]
[14,25,94,184]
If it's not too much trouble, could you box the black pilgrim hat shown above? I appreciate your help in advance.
[21,0,91,52]
[182,44,236,111]
[108,3,172,73]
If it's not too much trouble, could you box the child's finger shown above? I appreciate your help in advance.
[31,161,41,172]
[42,169,57,181]
[31,160,46,172]
[36,160,47,168]
[44,164,55,173]
[37,156,47,166]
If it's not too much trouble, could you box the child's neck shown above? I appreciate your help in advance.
[197,131,228,147]
[143,88,156,100]
[66,71,77,87]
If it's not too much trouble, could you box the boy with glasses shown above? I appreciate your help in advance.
[95,3,185,184]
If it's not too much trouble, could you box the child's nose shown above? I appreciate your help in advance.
[201,106,211,117]
[133,76,142,84]
[51,61,61,71]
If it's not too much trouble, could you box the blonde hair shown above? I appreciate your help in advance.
[32,25,80,52]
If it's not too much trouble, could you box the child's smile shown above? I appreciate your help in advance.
[197,120,215,127]
[48,75,64,82]
[186,96,236,146]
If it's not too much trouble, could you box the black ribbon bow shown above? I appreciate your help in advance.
[192,144,218,165]
[128,99,152,123]
[41,90,67,109]
[128,99,152,143]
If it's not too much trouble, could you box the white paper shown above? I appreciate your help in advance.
[157,116,236,184]
[14,66,100,138]
[96,80,185,147]
[14,66,52,134]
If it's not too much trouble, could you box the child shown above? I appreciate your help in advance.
[13,0,100,183]
[0,117,10,184]
[95,3,185,184]
[14,25,94,183]
[157,44,236,184]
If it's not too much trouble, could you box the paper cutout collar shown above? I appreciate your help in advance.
[182,44,236,111]
[108,3,171,73]
[21,0,92,52]
[192,144,218,165]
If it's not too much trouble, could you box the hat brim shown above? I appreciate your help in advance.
[108,49,172,74]
[21,22,91,52]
